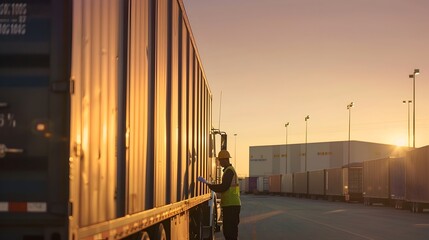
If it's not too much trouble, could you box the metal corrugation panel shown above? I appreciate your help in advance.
[325,168,343,196]
[257,177,267,192]
[348,167,363,194]
[281,174,293,193]
[154,0,168,208]
[293,172,308,194]
[308,170,325,195]
[70,0,120,226]
[187,45,194,199]
[179,19,188,200]
[269,175,281,193]
[363,158,389,199]
[127,0,150,214]
[406,146,429,203]
[169,0,180,204]
[389,157,405,200]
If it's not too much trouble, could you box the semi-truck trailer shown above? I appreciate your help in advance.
[0,0,223,239]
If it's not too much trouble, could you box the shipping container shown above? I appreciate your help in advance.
[269,175,282,194]
[257,176,269,194]
[308,170,325,198]
[0,0,222,239]
[325,167,345,201]
[293,172,308,196]
[281,173,293,195]
[363,158,389,205]
[406,146,429,212]
[346,166,363,202]
[325,167,362,202]
[239,177,246,193]
[246,176,258,194]
[389,157,406,209]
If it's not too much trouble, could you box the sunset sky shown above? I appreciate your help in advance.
[182,0,429,177]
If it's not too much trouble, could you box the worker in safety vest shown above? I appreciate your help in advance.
[206,150,241,240]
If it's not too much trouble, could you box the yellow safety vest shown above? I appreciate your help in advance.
[221,166,241,207]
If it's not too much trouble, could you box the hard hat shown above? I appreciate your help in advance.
[217,150,231,159]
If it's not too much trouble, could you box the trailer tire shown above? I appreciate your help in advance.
[138,232,150,240]
[190,207,203,240]
[156,224,167,240]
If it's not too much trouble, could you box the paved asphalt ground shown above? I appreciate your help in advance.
[215,194,429,240]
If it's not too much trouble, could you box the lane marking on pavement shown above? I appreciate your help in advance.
[287,212,376,240]
[324,209,346,214]
[241,210,285,224]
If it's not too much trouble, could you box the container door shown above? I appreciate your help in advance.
[0,1,71,239]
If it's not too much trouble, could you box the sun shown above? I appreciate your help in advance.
[394,138,407,147]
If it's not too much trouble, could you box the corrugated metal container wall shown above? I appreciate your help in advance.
[406,146,429,203]
[179,11,189,200]
[187,34,195,198]
[325,168,344,196]
[263,176,269,192]
[308,170,325,196]
[244,178,250,193]
[257,177,264,192]
[70,0,120,226]
[239,178,246,193]
[363,158,389,199]
[154,0,168,207]
[269,175,281,193]
[127,0,150,215]
[256,176,269,193]
[348,167,363,194]
[248,177,257,193]
[293,172,308,195]
[389,157,405,200]
[281,174,293,193]
[169,0,180,204]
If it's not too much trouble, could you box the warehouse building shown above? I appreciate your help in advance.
[249,141,407,176]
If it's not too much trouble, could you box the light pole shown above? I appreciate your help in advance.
[346,102,354,202]
[347,102,354,168]
[409,69,420,148]
[403,100,412,148]
[285,122,289,174]
[305,115,310,171]
[234,133,237,167]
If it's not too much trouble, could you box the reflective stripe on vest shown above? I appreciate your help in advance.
[221,166,241,207]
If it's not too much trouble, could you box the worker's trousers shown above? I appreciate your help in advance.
[222,205,241,240]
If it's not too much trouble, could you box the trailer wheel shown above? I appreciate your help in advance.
[410,202,421,213]
[138,231,150,240]
[202,202,216,240]
[190,207,203,240]
[154,224,167,240]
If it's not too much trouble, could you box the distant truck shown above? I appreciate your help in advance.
[0,0,223,239]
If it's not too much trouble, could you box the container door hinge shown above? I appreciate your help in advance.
[51,80,74,94]
[68,202,73,216]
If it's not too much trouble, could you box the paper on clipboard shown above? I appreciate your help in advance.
[197,176,208,184]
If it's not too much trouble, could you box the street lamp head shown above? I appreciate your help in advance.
[285,122,289,127]
[305,115,310,121]
[347,102,354,109]
[410,69,420,78]
[414,69,420,75]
